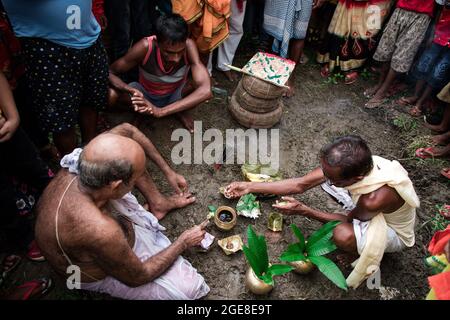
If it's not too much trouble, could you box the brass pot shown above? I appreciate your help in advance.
[214,206,237,231]
[245,268,273,295]
[289,260,315,275]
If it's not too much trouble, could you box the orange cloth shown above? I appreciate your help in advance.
[173,0,231,53]
[427,226,450,300]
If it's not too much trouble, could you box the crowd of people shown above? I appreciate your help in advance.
[0,0,448,300]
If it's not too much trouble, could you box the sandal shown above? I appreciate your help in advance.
[320,64,330,78]
[9,277,53,300]
[441,168,450,179]
[415,147,437,159]
[409,106,423,117]
[0,255,22,287]
[365,97,386,109]
[397,96,417,107]
[344,71,358,85]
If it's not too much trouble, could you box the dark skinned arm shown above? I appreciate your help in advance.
[92,220,208,287]
[109,38,148,93]
[108,123,173,176]
[225,167,326,198]
[273,185,405,224]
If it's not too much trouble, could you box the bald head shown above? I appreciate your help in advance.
[78,133,146,190]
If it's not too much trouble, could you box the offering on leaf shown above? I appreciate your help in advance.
[267,212,283,232]
[236,193,261,219]
[218,235,244,255]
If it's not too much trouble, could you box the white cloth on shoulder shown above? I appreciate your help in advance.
[60,149,210,300]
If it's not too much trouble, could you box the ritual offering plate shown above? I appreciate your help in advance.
[214,206,237,231]
[241,163,282,183]
[267,212,283,232]
[218,235,243,255]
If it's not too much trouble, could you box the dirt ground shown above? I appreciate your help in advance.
[1,39,449,300]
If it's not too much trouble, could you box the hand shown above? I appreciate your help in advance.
[166,171,188,195]
[179,220,209,249]
[272,196,311,216]
[312,0,325,10]
[0,117,19,143]
[224,181,250,199]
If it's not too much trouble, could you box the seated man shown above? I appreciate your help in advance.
[108,14,212,133]
[225,135,420,285]
[35,123,210,300]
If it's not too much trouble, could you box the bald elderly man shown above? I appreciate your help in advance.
[35,123,210,299]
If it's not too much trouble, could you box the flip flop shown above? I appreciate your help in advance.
[415,147,437,159]
[397,96,416,107]
[13,278,53,300]
[363,88,377,98]
[0,255,22,287]
[320,65,330,78]
[441,168,450,179]
[365,98,386,109]
[344,71,358,85]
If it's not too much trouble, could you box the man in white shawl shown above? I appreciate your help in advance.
[225,135,420,288]
[35,123,210,299]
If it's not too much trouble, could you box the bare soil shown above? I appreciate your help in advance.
[1,43,449,300]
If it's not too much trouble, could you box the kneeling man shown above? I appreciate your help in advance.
[35,123,209,299]
[108,14,212,133]
[226,135,420,286]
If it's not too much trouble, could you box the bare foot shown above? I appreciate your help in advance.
[397,95,418,107]
[363,86,379,98]
[387,81,408,96]
[283,79,295,98]
[365,94,386,109]
[175,111,195,133]
[151,193,196,220]
[431,132,450,145]
[425,121,449,133]
[221,70,235,82]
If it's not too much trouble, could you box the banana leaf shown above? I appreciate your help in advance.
[290,224,306,252]
[268,264,294,276]
[306,221,341,250]
[307,240,337,257]
[246,226,269,273]
[309,256,348,291]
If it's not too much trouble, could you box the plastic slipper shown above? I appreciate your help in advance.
[15,278,53,300]
[415,147,436,159]
[364,98,386,109]
[397,96,416,107]
[0,255,22,287]
[441,168,450,179]
[320,65,330,78]
[344,71,358,85]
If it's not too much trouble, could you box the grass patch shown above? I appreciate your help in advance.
[393,115,418,132]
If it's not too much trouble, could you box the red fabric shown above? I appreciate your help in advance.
[0,13,24,89]
[237,0,244,12]
[428,226,450,256]
[428,271,450,300]
[92,0,105,22]
[434,8,450,47]
[397,0,435,17]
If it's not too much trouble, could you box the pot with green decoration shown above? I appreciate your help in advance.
[243,226,294,295]
[280,221,348,291]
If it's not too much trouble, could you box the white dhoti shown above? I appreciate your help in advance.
[61,149,210,300]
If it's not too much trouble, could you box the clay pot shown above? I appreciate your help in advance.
[235,81,280,113]
[214,206,237,231]
[241,74,284,100]
[228,94,282,129]
[245,268,273,295]
[289,260,315,275]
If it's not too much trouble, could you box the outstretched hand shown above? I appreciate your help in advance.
[167,172,188,195]
[272,196,311,216]
[224,181,250,199]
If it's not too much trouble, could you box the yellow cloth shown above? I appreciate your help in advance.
[438,81,450,103]
[344,156,420,288]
